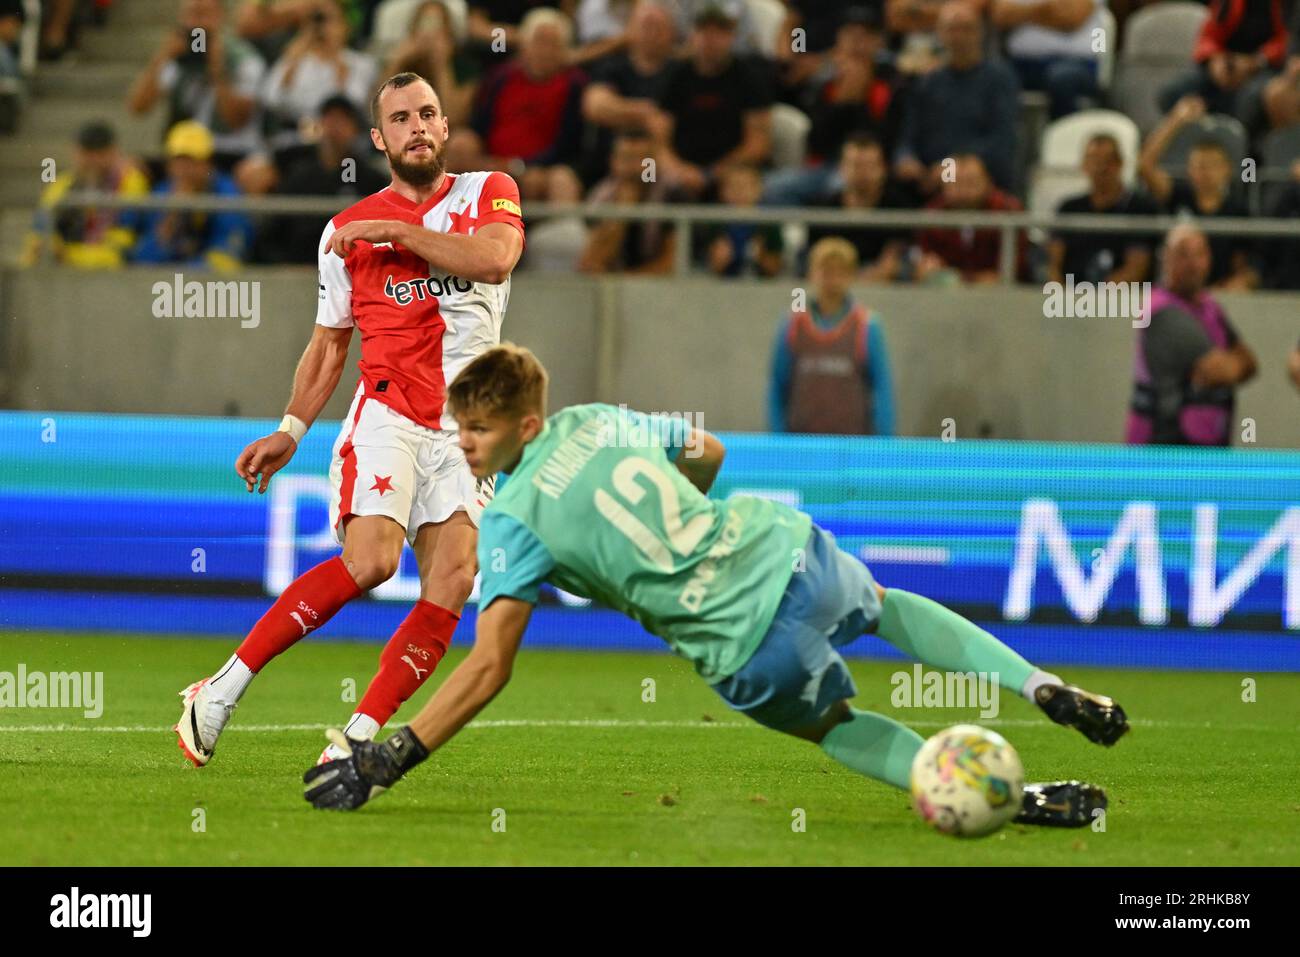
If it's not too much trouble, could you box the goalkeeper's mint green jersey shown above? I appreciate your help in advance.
[477,403,812,682]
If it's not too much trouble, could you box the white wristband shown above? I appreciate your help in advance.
[277,414,308,444]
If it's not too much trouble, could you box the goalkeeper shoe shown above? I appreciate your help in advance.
[174,678,236,767]
[1015,780,1108,828]
[317,739,356,765]
[1035,683,1130,746]
[318,742,348,765]
[317,715,379,765]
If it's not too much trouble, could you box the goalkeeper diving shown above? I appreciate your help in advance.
[303,344,1129,822]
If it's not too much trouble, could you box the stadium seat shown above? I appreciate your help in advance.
[1109,64,1189,134]
[369,0,469,60]
[1038,109,1141,185]
[1019,92,1050,161]
[1158,113,1249,173]
[769,102,811,170]
[1260,124,1300,171]
[1028,167,1089,217]
[1120,2,1208,60]
[1110,2,1208,134]
[1096,5,1117,92]
[1259,125,1300,213]
[521,216,587,272]
[781,222,807,274]
[746,0,787,58]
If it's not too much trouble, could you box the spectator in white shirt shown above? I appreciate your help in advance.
[127,0,267,170]
[261,0,378,153]
[990,0,1104,118]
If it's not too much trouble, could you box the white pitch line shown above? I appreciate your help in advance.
[0,717,1275,733]
[0,719,753,733]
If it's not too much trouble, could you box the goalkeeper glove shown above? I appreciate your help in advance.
[302,726,429,811]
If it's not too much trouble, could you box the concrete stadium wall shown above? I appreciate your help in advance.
[3,267,1299,447]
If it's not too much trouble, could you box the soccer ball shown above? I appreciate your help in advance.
[910,724,1024,837]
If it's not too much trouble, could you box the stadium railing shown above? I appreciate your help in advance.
[46,191,1300,284]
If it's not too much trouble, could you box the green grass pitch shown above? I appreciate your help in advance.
[1,630,1297,866]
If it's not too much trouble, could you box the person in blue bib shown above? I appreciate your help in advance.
[304,344,1128,821]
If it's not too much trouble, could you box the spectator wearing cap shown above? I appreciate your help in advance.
[1158,0,1288,126]
[132,121,255,271]
[128,0,267,171]
[1139,95,1259,291]
[893,1,1019,194]
[22,123,152,269]
[769,236,896,436]
[384,1,481,129]
[1049,133,1159,286]
[261,0,378,154]
[651,2,775,200]
[767,9,897,206]
[455,7,587,202]
[579,0,678,187]
[1126,224,1257,446]
[990,0,1106,119]
[669,0,766,57]
[236,85,381,195]
[252,95,390,263]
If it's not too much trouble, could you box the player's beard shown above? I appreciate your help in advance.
[387,137,445,188]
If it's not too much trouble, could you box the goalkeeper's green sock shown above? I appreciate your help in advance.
[820,708,924,791]
[875,589,1060,700]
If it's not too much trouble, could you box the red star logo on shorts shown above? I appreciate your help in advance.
[370,474,394,495]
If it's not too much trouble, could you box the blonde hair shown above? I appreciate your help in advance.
[447,343,549,419]
[808,236,859,273]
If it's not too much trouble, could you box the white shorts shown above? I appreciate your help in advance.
[327,386,493,547]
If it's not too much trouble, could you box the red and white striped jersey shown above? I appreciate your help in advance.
[315,171,525,430]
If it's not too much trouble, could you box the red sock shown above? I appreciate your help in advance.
[236,556,362,672]
[356,600,459,725]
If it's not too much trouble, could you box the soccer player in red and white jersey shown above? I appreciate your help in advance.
[174,72,526,767]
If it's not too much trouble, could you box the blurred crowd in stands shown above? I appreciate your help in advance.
[8,0,1300,291]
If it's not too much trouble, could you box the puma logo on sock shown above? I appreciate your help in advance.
[401,655,429,679]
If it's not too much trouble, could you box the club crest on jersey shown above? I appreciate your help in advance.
[384,273,473,305]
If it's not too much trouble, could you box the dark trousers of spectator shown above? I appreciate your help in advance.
[1158,63,1274,132]
[1011,56,1099,120]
